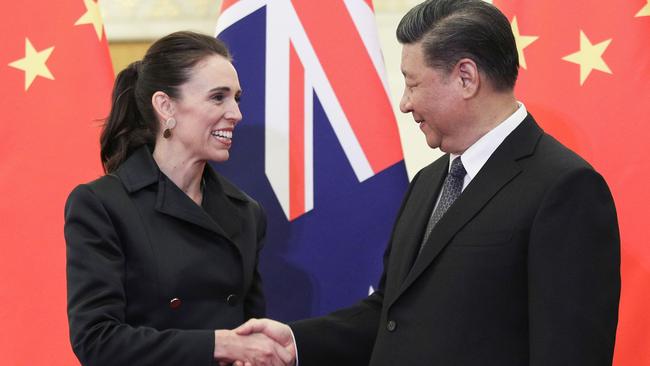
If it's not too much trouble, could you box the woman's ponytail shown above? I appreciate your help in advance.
[100,61,154,173]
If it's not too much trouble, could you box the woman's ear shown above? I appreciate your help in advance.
[151,91,175,121]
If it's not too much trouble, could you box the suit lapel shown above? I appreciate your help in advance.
[391,115,543,304]
[389,156,449,290]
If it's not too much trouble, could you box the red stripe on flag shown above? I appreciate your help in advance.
[221,0,239,12]
[291,0,402,174]
[364,0,374,11]
[289,42,305,220]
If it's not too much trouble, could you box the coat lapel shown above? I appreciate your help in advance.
[391,115,543,304]
[200,166,246,252]
[201,168,257,289]
[155,174,236,242]
[116,146,242,247]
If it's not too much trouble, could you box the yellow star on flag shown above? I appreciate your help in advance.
[8,38,55,91]
[75,0,104,40]
[636,0,650,17]
[562,30,612,85]
[511,16,538,70]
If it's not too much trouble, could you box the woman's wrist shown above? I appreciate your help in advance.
[214,329,233,361]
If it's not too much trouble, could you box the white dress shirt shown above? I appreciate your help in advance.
[451,102,528,191]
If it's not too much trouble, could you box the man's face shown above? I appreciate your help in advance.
[399,42,466,153]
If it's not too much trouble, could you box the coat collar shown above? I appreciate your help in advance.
[114,146,248,246]
[113,145,159,193]
[390,114,543,305]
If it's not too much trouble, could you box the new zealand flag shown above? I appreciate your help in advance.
[214,0,408,321]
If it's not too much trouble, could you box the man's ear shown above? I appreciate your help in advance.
[455,58,480,98]
[151,91,175,121]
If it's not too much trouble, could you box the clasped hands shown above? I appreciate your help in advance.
[214,319,296,366]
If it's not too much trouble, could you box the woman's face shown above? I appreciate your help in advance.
[170,54,242,163]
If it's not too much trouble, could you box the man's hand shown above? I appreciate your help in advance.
[214,329,293,366]
[231,318,297,366]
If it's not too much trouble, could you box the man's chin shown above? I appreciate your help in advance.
[425,136,442,150]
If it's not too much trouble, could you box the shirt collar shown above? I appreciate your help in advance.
[450,102,528,181]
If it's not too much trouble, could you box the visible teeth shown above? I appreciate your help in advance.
[212,130,232,139]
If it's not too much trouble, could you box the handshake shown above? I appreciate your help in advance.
[214,319,296,366]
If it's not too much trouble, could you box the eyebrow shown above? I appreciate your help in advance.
[209,87,234,93]
[208,86,243,98]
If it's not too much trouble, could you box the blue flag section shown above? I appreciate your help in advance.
[215,1,408,322]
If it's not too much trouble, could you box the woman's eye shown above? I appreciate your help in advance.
[235,95,241,104]
[212,94,225,102]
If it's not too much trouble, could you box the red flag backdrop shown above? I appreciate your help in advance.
[0,0,113,364]
[493,1,650,364]
[1,0,647,364]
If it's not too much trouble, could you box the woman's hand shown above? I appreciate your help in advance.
[214,329,293,366]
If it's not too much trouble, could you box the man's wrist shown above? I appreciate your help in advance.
[288,326,299,366]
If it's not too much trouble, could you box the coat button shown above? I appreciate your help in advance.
[386,320,397,332]
[169,298,182,309]
[226,294,239,306]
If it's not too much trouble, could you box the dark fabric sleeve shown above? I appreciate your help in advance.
[244,201,267,319]
[288,170,423,366]
[527,168,620,365]
[65,184,215,366]
[289,275,384,366]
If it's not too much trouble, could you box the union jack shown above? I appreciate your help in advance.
[215,0,408,319]
[217,0,403,220]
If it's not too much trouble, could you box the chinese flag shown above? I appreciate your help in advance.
[0,0,113,364]
[493,1,650,365]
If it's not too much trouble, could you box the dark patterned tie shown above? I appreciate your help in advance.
[419,157,467,253]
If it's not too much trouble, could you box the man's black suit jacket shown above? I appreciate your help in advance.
[64,146,267,365]
[292,115,620,366]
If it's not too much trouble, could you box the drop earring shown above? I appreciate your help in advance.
[163,117,176,139]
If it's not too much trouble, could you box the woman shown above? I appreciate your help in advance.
[64,31,291,366]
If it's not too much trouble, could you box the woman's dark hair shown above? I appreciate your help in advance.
[100,31,231,173]
[396,0,518,91]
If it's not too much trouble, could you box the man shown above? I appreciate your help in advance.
[237,0,620,365]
